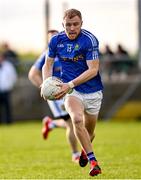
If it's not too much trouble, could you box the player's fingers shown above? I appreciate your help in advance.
[54,91,65,99]
[40,90,43,97]
[40,87,44,97]
[56,83,63,87]
[43,95,47,101]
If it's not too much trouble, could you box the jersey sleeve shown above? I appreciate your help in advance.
[34,51,46,70]
[85,36,100,60]
[48,36,57,58]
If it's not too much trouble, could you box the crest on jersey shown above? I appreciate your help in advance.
[74,44,79,51]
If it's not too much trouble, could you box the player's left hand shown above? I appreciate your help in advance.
[54,83,70,99]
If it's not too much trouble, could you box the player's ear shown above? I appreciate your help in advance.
[81,21,83,26]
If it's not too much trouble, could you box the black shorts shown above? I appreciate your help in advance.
[57,114,70,121]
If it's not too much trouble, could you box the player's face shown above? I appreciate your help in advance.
[63,16,82,40]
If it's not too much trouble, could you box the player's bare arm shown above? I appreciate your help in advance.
[70,59,99,87]
[28,66,42,88]
[42,57,54,81]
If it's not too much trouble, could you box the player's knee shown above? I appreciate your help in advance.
[72,114,83,125]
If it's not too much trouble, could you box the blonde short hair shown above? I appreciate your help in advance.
[63,9,82,20]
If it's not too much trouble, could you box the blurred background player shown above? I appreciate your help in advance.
[2,42,19,71]
[0,51,17,124]
[28,30,80,163]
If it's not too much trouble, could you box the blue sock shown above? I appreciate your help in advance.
[87,152,97,162]
[48,122,56,129]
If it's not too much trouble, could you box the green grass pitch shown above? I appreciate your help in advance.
[0,120,141,179]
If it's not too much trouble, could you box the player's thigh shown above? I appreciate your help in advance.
[84,112,98,136]
[65,118,74,132]
[64,96,84,121]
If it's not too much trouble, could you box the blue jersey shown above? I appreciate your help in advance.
[34,51,61,78]
[47,29,103,93]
